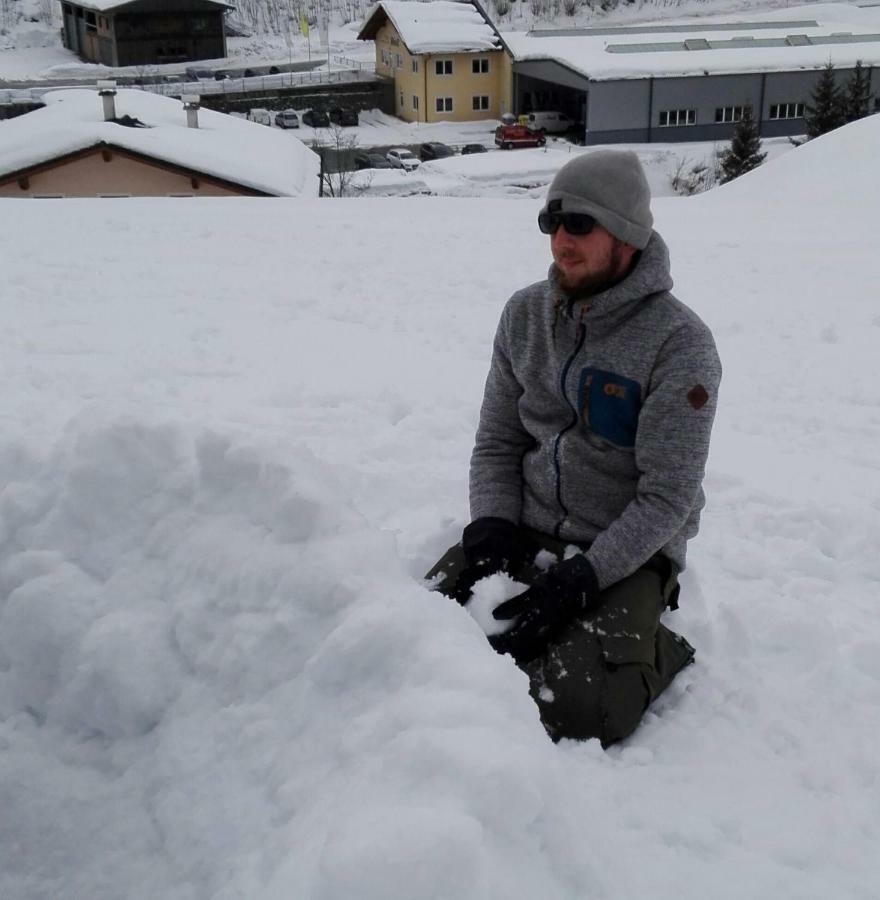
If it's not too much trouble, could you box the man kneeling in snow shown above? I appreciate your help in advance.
[427,151,722,747]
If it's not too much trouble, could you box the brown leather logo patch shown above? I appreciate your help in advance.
[687,385,709,410]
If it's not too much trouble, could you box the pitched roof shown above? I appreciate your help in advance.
[65,0,232,12]
[0,88,319,197]
[358,0,501,54]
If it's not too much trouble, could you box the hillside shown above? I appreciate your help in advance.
[0,111,878,897]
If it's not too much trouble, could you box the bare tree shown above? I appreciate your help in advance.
[312,123,370,197]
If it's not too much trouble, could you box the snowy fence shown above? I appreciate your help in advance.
[138,67,379,99]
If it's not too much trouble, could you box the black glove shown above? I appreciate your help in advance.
[452,517,524,605]
[488,555,601,664]
[462,517,522,570]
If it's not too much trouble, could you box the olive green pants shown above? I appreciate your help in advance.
[426,530,695,747]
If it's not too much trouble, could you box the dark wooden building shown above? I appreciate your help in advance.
[60,0,231,67]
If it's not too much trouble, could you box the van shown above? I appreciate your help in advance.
[495,123,546,149]
[248,108,272,126]
[526,111,576,134]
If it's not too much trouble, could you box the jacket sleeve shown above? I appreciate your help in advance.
[469,303,534,524]
[585,321,722,589]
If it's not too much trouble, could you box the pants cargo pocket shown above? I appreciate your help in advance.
[596,632,661,748]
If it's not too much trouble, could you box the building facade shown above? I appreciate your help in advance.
[358,1,513,124]
[0,145,265,198]
[505,21,880,144]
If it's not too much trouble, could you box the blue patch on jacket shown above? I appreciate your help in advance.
[577,367,642,448]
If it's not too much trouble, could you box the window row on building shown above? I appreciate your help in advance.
[657,101,806,127]
[383,52,492,76]
[434,57,491,75]
[400,94,492,112]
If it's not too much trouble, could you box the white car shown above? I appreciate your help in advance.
[247,108,272,126]
[386,148,420,171]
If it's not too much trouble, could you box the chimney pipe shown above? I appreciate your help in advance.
[182,94,201,129]
[97,79,117,121]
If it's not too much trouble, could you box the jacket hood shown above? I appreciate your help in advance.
[547,230,674,322]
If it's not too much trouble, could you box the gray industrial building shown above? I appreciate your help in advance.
[60,0,231,67]
[502,19,880,144]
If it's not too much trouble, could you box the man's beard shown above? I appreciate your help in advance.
[557,242,627,299]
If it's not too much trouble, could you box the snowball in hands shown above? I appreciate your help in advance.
[465,572,528,636]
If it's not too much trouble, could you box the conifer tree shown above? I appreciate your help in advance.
[804,61,844,139]
[842,60,872,124]
[719,106,766,184]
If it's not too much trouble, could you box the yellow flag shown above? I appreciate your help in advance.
[299,13,309,38]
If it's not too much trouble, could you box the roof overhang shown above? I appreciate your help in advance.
[65,0,233,13]
[513,57,590,90]
[357,5,395,44]
[0,141,269,195]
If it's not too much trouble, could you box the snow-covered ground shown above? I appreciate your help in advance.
[333,123,796,197]
[1,104,879,898]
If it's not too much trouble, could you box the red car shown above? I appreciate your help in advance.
[494,124,546,149]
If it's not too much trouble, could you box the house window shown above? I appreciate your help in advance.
[395,54,402,69]
[412,59,418,73]
[413,95,419,110]
[769,102,805,120]
[715,105,748,124]
[435,59,453,75]
[472,58,489,74]
[435,97,453,112]
[658,109,696,127]
[472,95,490,111]
[399,91,404,107]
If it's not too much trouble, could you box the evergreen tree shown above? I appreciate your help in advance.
[842,60,872,124]
[804,61,845,139]
[719,106,767,184]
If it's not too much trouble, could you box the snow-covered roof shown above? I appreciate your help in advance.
[0,88,319,197]
[503,3,880,80]
[359,0,501,54]
[67,0,232,12]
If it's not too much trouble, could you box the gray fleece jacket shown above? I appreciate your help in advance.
[469,230,721,590]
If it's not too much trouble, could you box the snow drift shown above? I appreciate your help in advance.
[1,113,879,898]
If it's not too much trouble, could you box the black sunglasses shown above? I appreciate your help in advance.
[537,211,597,236]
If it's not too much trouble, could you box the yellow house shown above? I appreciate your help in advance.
[357,0,513,124]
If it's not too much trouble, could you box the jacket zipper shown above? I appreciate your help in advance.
[552,313,587,539]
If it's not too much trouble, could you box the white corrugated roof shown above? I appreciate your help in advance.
[503,3,880,80]
[375,0,500,53]
[0,88,320,196]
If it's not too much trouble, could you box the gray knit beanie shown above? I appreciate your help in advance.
[541,150,653,250]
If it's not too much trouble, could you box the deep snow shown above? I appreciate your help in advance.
[1,115,879,898]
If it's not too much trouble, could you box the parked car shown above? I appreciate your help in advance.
[461,143,488,155]
[524,111,576,134]
[354,152,393,170]
[419,141,454,161]
[494,124,546,149]
[247,108,272,126]
[386,148,420,171]
[302,108,330,127]
[329,106,359,126]
[275,109,300,129]
[185,67,214,81]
